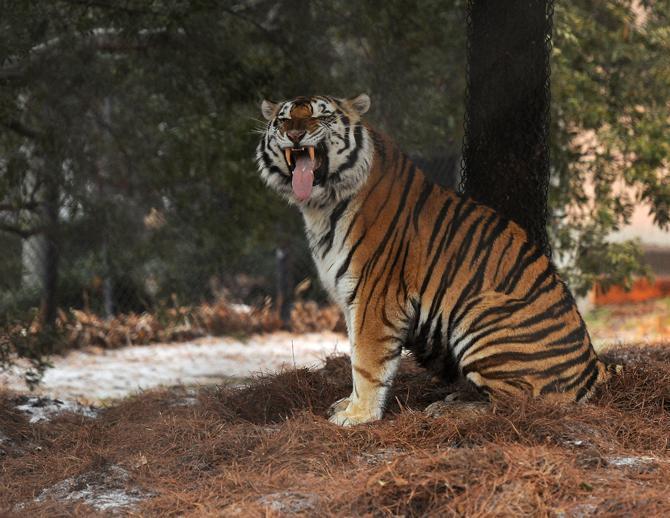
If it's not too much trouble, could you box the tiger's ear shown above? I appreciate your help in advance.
[348,93,371,115]
[261,99,279,121]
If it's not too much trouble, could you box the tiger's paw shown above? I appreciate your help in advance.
[328,402,381,427]
[327,396,351,417]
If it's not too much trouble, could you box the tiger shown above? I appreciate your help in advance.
[256,93,618,426]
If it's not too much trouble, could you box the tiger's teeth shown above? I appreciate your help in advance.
[308,146,315,161]
[284,148,292,165]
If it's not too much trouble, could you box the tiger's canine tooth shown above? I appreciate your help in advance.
[284,148,292,165]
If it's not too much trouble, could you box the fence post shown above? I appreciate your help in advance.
[275,245,293,328]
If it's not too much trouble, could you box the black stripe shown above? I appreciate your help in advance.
[545,325,586,347]
[493,235,514,281]
[357,164,416,331]
[540,347,593,378]
[335,233,365,284]
[336,114,351,155]
[504,246,545,295]
[341,156,397,247]
[363,160,416,277]
[396,241,411,302]
[320,198,350,258]
[575,362,599,401]
[522,265,553,298]
[467,341,585,370]
[332,125,363,178]
[260,147,289,181]
[426,200,452,256]
[412,180,434,232]
[420,196,469,297]
[471,320,566,351]
[497,241,533,292]
[470,214,508,268]
[423,315,444,364]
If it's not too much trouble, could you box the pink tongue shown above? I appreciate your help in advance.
[292,155,315,202]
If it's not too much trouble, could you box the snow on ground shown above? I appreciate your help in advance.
[17,464,152,514]
[13,395,98,423]
[1,331,349,403]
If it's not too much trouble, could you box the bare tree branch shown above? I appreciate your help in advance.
[0,63,25,82]
[0,202,41,212]
[0,27,181,82]
[220,8,290,58]
[1,120,41,140]
[56,0,159,16]
[0,222,43,239]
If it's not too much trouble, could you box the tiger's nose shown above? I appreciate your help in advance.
[287,129,306,145]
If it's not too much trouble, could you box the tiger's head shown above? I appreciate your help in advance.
[256,94,373,208]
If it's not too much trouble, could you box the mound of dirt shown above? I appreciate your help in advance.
[1,343,669,516]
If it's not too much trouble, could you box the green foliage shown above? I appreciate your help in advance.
[550,0,670,293]
[0,318,58,388]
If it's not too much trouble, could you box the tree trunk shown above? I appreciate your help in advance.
[20,165,60,327]
[39,174,60,327]
[461,0,553,257]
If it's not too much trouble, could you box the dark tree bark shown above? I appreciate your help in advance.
[39,174,60,327]
[461,0,554,257]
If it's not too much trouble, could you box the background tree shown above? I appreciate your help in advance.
[461,0,553,257]
[550,0,670,294]
[0,0,668,338]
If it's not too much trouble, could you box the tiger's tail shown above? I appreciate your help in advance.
[601,361,624,380]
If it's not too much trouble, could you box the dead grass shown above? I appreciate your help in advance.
[1,343,669,516]
[584,296,670,343]
[6,299,346,355]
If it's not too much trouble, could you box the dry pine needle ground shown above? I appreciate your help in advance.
[1,343,669,516]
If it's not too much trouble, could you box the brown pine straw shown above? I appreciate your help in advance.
[8,300,346,352]
[1,343,669,516]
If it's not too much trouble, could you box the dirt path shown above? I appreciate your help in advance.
[0,332,348,403]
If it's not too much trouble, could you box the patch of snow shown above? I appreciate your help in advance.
[172,396,198,406]
[257,491,318,514]
[358,448,404,465]
[1,331,349,403]
[168,388,199,407]
[28,464,151,513]
[607,455,660,468]
[14,396,98,423]
[556,502,598,518]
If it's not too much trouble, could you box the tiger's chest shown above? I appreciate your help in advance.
[301,204,358,311]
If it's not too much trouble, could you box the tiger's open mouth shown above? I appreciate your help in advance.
[283,146,316,170]
[282,144,326,201]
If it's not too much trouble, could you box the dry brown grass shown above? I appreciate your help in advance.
[1,343,669,516]
[8,299,346,354]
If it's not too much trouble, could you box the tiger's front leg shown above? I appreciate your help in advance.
[328,312,402,426]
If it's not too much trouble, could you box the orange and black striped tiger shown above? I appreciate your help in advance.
[256,94,618,426]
